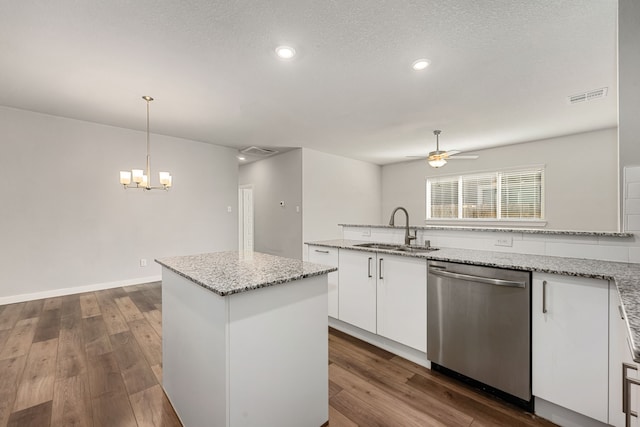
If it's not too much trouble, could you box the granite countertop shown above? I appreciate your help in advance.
[155,251,337,297]
[339,224,634,238]
[307,239,640,361]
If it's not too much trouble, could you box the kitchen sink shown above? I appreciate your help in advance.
[354,242,438,253]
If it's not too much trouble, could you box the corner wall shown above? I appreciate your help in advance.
[619,0,640,229]
[0,106,238,302]
[239,150,303,259]
[302,149,382,257]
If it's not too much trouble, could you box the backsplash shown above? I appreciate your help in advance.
[343,226,639,264]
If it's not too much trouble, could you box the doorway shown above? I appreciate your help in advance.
[238,185,254,251]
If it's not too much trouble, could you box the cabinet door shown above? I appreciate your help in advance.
[610,286,640,427]
[338,249,376,333]
[532,273,608,423]
[376,255,427,352]
[308,246,339,318]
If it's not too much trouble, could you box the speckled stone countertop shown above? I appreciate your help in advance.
[340,224,634,238]
[155,251,337,297]
[308,239,640,361]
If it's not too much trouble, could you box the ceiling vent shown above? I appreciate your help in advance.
[240,146,279,157]
[568,87,608,104]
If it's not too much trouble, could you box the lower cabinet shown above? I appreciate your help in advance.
[334,249,634,425]
[376,254,427,352]
[338,249,427,351]
[610,286,640,427]
[532,273,609,424]
[338,249,377,333]
[308,246,339,318]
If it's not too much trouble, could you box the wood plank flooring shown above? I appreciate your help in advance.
[0,283,556,426]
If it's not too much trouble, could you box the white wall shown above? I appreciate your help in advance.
[619,0,640,229]
[624,166,640,263]
[0,106,238,301]
[239,150,303,259]
[382,128,618,231]
[302,148,382,251]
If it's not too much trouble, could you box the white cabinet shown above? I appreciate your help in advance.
[610,286,640,427]
[376,255,427,352]
[338,249,377,333]
[338,249,427,351]
[308,246,339,318]
[532,273,609,424]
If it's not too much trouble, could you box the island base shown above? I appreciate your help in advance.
[161,268,329,427]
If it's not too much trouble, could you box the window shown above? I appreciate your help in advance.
[426,167,544,221]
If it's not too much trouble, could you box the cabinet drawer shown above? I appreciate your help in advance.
[308,246,339,319]
[308,246,338,266]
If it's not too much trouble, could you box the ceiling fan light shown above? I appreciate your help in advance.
[428,158,447,168]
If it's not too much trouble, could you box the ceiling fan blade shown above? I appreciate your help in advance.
[449,155,479,160]
[445,150,461,156]
[406,155,427,159]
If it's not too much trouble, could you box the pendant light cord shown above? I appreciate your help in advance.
[146,98,151,186]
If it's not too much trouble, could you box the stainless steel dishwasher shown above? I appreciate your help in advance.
[427,260,532,408]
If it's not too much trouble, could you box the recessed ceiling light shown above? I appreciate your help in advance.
[275,46,296,59]
[238,156,246,161]
[411,59,430,71]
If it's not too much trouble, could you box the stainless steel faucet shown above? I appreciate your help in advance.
[388,207,417,246]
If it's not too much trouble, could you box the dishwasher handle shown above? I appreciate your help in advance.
[428,267,526,288]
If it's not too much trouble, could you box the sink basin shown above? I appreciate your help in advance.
[354,242,438,253]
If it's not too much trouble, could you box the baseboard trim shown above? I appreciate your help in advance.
[533,397,608,427]
[328,317,430,368]
[0,275,162,305]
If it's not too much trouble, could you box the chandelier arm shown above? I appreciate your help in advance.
[122,183,167,191]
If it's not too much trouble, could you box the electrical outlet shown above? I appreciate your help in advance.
[494,237,513,247]
[140,258,147,267]
[227,206,232,213]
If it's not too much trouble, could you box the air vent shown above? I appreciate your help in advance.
[568,87,608,104]
[240,146,279,157]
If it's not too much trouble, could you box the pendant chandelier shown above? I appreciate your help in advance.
[119,96,172,190]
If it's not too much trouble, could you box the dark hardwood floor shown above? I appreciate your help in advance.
[0,283,556,426]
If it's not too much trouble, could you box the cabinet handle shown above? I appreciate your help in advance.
[379,258,383,280]
[314,249,329,254]
[623,363,640,426]
[367,257,372,278]
[542,280,548,314]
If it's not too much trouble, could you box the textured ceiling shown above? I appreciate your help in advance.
[0,0,618,165]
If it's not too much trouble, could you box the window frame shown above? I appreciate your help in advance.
[425,166,546,225]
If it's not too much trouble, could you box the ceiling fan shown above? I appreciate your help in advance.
[408,130,479,168]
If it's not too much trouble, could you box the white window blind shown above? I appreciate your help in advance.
[461,173,497,218]
[501,169,543,219]
[427,167,544,221]
[428,177,458,218]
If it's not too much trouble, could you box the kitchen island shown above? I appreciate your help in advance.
[155,251,337,427]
